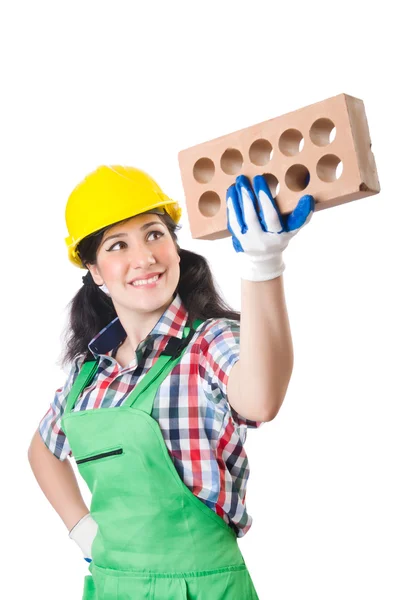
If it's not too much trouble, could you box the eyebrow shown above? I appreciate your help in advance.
[101,221,165,247]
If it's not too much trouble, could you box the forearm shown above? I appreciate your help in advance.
[28,429,89,531]
[239,274,294,420]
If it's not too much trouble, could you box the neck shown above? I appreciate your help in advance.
[113,295,175,352]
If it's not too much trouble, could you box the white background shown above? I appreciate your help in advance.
[2,1,396,598]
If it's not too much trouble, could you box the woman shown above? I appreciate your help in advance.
[28,165,314,599]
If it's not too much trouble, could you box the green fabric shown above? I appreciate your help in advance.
[61,320,259,599]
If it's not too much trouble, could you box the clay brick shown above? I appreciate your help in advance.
[178,94,380,240]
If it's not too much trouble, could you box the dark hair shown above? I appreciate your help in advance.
[60,212,240,368]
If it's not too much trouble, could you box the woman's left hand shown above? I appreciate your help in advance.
[226,174,315,281]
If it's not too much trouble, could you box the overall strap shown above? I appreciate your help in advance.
[63,359,99,416]
[124,319,203,412]
[63,319,204,416]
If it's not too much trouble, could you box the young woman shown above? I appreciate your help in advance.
[28,165,314,599]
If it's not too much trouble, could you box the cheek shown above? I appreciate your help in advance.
[161,244,180,265]
[100,259,125,281]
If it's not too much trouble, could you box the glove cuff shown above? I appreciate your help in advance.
[236,251,285,282]
[69,513,98,559]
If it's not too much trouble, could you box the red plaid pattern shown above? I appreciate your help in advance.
[39,294,264,537]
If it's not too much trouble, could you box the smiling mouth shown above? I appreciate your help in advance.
[129,273,164,288]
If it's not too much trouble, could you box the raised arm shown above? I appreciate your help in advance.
[226,175,314,423]
[227,275,293,422]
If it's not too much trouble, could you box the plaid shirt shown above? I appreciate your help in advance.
[39,293,264,537]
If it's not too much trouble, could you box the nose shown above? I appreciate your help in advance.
[129,242,156,268]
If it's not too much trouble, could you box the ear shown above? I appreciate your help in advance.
[87,264,104,286]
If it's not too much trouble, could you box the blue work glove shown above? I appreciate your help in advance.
[226,174,315,281]
[69,512,98,563]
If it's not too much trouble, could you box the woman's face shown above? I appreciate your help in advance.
[88,212,180,316]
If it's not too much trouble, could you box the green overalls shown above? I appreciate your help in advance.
[61,320,259,599]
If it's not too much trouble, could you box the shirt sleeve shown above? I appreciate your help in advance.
[198,319,264,429]
[38,355,85,461]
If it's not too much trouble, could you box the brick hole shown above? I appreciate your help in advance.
[310,118,336,146]
[262,173,280,198]
[193,157,215,183]
[285,164,310,191]
[316,155,343,182]
[220,148,243,175]
[249,139,273,166]
[279,129,304,156]
[198,191,221,217]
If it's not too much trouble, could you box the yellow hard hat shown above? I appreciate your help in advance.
[65,165,182,269]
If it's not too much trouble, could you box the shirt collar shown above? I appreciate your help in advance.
[87,293,189,358]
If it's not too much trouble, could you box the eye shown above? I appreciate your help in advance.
[106,230,164,252]
[107,241,124,251]
[147,229,164,241]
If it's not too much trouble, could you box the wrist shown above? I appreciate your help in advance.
[69,512,98,559]
[237,251,285,282]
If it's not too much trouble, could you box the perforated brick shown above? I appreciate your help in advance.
[178,93,380,240]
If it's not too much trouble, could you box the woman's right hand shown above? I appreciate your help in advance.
[69,512,98,563]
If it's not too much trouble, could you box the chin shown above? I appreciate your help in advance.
[136,288,175,311]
